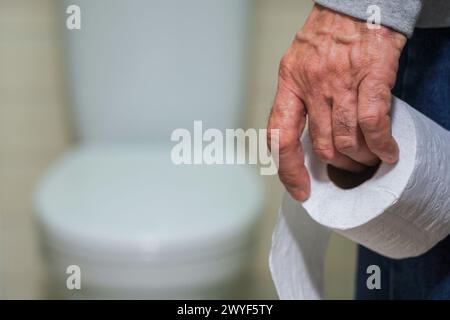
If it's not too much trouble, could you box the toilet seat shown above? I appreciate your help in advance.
[35,143,264,266]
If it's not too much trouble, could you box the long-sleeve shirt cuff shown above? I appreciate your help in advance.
[314,0,423,37]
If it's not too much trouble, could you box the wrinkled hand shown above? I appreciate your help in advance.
[267,5,406,201]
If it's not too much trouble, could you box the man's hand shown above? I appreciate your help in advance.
[267,4,406,201]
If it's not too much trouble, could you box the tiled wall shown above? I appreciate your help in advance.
[0,0,72,298]
[0,0,356,299]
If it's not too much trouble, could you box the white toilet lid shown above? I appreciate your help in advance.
[35,144,265,262]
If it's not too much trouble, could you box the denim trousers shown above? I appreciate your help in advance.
[356,28,450,300]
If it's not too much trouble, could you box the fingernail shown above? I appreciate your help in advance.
[382,146,399,164]
[298,190,309,201]
[383,152,399,164]
[291,189,309,202]
[388,156,397,163]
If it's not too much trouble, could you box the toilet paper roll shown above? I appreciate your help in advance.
[269,97,450,299]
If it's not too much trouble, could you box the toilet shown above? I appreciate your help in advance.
[34,0,264,299]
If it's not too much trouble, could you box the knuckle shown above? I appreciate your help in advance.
[334,136,358,154]
[363,81,391,103]
[278,136,297,154]
[358,112,381,132]
[294,29,308,43]
[312,146,335,163]
[266,125,281,151]
[269,128,297,154]
[333,107,355,134]
[367,143,384,155]
[369,138,389,152]
[280,174,300,193]
[278,55,294,82]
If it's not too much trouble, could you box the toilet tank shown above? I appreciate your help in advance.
[62,0,251,142]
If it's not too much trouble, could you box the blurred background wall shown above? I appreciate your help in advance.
[0,0,72,298]
[0,0,355,299]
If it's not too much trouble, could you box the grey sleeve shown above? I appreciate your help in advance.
[314,0,423,37]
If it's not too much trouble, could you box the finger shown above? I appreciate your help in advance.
[306,98,366,172]
[268,83,310,201]
[357,77,399,163]
[332,92,379,166]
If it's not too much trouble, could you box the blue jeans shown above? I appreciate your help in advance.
[356,28,450,300]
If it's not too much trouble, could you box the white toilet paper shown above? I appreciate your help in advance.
[269,97,450,300]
